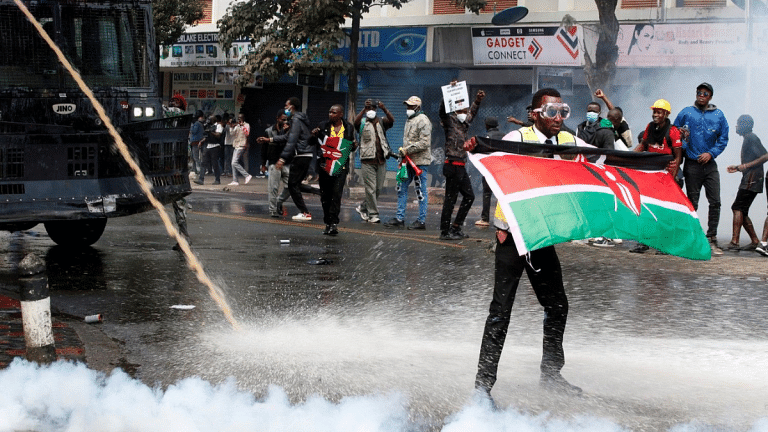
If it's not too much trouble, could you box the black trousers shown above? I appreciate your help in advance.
[286,155,314,214]
[318,167,348,225]
[440,163,475,233]
[199,145,221,182]
[480,178,493,222]
[475,233,569,392]
[683,158,721,239]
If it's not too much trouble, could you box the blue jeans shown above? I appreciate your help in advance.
[396,164,428,223]
[231,147,249,181]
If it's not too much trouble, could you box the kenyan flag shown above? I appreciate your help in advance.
[320,136,353,176]
[468,150,711,260]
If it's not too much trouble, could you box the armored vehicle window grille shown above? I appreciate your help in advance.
[1,148,25,179]
[150,141,186,171]
[0,4,149,89]
[67,145,95,177]
[174,141,187,171]
[0,184,24,195]
[151,174,185,188]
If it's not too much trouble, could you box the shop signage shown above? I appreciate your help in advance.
[160,32,255,68]
[471,26,584,66]
[616,23,747,68]
[336,27,428,63]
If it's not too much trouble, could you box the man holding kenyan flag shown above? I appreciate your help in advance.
[470,88,586,401]
[312,104,356,236]
[466,87,710,404]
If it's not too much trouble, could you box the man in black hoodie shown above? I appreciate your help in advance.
[312,104,357,235]
[275,97,319,221]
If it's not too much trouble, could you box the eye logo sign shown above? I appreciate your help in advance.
[557,26,580,59]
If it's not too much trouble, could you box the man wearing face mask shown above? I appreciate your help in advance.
[384,96,432,229]
[673,82,729,256]
[354,99,395,224]
[576,101,603,145]
[275,97,320,222]
[438,81,485,240]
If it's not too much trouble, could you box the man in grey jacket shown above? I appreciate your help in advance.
[354,99,394,224]
[384,96,432,229]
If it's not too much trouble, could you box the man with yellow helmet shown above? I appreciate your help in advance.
[629,99,683,254]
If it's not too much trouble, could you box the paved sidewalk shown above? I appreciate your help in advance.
[0,294,86,368]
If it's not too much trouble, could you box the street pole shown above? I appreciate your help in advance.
[19,253,56,364]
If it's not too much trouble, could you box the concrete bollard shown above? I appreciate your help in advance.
[18,253,56,364]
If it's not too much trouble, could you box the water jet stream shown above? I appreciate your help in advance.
[13,0,241,331]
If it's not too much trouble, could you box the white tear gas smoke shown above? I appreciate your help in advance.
[610,66,768,244]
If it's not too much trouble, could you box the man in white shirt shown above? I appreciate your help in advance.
[474,88,586,403]
[228,113,252,186]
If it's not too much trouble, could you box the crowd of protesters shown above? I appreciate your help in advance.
[178,80,768,257]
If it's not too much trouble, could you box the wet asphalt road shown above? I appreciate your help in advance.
[1,186,767,431]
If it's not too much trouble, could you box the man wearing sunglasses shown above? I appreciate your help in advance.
[474,88,587,404]
[673,82,729,256]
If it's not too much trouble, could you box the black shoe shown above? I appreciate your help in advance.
[408,220,426,230]
[193,179,204,185]
[383,218,404,228]
[629,244,649,253]
[212,180,221,185]
[322,225,331,235]
[440,231,463,240]
[328,224,338,236]
[540,373,582,396]
[450,226,469,238]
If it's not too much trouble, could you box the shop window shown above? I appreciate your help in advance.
[433,0,518,15]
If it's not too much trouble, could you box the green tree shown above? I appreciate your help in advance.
[153,0,206,47]
[218,0,408,119]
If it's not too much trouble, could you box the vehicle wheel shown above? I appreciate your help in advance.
[44,219,107,247]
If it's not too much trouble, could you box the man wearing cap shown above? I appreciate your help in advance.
[476,116,505,227]
[674,82,729,255]
[384,96,431,228]
[438,82,485,239]
[354,99,395,224]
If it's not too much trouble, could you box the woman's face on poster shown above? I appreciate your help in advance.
[635,26,654,52]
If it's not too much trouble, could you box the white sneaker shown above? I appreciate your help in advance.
[228,181,239,186]
[355,205,369,221]
[292,212,312,221]
[591,237,615,247]
[368,216,381,223]
[245,175,253,184]
[710,242,723,256]
[756,241,768,257]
